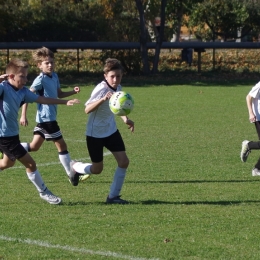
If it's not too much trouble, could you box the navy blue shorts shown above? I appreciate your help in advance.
[86,130,125,163]
[0,135,27,161]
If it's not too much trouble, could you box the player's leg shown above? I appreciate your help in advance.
[106,130,129,204]
[69,136,103,186]
[18,152,62,205]
[26,134,45,151]
[0,137,20,170]
[21,127,45,152]
[54,138,71,177]
[251,122,260,175]
[0,153,16,170]
[241,122,260,162]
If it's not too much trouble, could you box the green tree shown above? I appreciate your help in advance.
[188,0,260,41]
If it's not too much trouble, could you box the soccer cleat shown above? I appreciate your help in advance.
[252,168,260,176]
[69,160,82,186]
[106,195,129,204]
[39,188,62,205]
[240,140,251,162]
[79,174,91,183]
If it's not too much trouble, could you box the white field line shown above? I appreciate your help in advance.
[7,151,112,170]
[0,235,160,260]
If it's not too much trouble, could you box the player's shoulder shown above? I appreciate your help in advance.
[92,80,107,91]
[32,73,44,84]
[251,81,260,91]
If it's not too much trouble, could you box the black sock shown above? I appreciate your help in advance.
[248,141,260,150]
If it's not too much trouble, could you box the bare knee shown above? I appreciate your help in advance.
[91,163,103,174]
[29,145,40,152]
[0,158,15,170]
[118,157,129,169]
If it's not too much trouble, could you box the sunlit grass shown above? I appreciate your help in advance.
[0,83,260,259]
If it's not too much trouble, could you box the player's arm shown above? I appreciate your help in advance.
[20,103,29,126]
[20,86,36,126]
[36,96,80,106]
[121,116,134,133]
[58,86,80,99]
[85,92,112,114]
[246,94,256,123]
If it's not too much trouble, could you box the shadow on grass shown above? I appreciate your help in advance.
[140,200,259,205]
[62,199,260,206]
[26,70,260,88]
[126,179,260,184]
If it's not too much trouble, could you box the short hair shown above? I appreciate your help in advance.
[103,58,124,74]
[32,46,54,64]
[6,59,29,74]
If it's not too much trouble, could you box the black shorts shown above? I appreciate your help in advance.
[86,130,125,163]
[33,121,62,141]
[0,135,27,161]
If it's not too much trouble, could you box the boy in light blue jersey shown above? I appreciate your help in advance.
[0,59,80,204]
[20,47,80,178]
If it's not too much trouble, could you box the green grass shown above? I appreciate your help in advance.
[0,81,260,259]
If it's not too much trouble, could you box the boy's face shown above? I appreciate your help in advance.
[38,57,54,75]
[8,68,28,89]
[104,69,122,89]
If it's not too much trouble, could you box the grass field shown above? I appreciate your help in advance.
[0,80,260,259]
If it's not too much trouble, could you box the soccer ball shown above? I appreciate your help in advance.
[109,91,134,116]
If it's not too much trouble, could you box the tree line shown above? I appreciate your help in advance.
[1,0,260,74]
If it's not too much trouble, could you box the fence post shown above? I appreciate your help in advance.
[194,48,206,73]
[7,49,9,64]
[77,48,79,73]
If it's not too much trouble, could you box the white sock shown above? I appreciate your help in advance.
[73,162,92,174]
[109,167,126,198]
[21,142,29,152]
[59,153,71,176]
[27,170,46,192]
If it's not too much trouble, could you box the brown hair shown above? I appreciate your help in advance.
[6,59,29,74]
[32,46,54,64]
[103,58,124,74]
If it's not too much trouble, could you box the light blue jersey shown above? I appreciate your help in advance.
[0,81,38,137]
[31,72,60,123]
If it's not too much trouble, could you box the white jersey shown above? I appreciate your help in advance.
[249,81,260,121]
[85,80,122,138]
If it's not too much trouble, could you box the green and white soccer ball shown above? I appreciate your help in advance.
[109,91,134,116]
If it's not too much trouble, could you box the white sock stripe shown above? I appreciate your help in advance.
[0,235,159,260]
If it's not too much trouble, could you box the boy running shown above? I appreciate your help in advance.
[20,47,80,178]
[0,59,79,204]
[69,58,134,204]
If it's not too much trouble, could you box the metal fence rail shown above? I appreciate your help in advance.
[1,41,260,49]
[1,41,260,73]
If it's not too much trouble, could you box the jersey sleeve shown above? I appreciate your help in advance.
[24,87,39,103]
[30,74,43,92]
[249,82,260,99]
[85,82,107,106]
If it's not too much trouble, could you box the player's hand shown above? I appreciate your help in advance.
[103,91,113,101]
[74,86,80,93]
[125,118,134,133]
[0,74,8,83]
[20,117,28,126]
[67,99,80,106]
[249,113,256,123]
